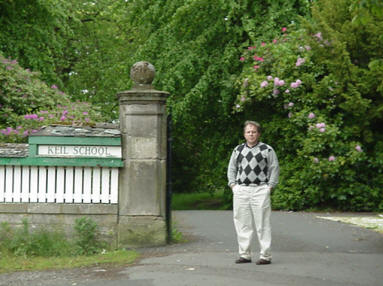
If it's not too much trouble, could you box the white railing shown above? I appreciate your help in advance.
[0,165,118,204]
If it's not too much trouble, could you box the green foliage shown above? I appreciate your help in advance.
[0,0,132,118]
[74,217,106,256]
[0,0,75,86]
[0,52,104,142]
[0,219,71,257]
[171,191,226,210]
[123,0,310,194]
[235,0,383,211]
[63,0,133,115]
[1,0,381,211]
[0,217,107,257]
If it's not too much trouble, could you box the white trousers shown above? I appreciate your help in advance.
[233,184,272,261]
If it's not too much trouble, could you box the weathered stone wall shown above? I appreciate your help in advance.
[0,203,118,245]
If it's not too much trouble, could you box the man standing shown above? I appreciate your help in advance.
[227,120,279,265]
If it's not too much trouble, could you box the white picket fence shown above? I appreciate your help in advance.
[0,165,118,204]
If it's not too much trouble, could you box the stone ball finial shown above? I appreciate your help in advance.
[130,61,155,86]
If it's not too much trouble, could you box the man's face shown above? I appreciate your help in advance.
[244,124,260,146]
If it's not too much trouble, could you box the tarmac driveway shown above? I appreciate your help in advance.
[1,210,383,286]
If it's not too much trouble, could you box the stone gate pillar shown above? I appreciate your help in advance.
[117,62,169,247]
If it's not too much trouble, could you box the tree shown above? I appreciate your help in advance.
[0,0,75,86]
[123,0,310,194]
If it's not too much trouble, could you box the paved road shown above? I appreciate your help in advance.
[1,211,383,286]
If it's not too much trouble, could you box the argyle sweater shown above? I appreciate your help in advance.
[227,142,279,188]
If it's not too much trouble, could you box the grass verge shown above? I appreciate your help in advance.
[0,249,139,274]
[171,191,228,210]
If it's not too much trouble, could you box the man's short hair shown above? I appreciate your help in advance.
[244,120,261,133]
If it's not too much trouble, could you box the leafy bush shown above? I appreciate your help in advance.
[0,217,106,257]
[0,52,104,143]
[74,217,106,256]
[234,0,383,211]
[0,219,71,257]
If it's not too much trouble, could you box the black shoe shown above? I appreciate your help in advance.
[235,257,252,264]
[255,259,271,265]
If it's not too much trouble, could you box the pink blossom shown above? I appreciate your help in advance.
[240,57,245,62]
[62,110,68,115]
[260,81,268,88]
[273,39,277,44]
[296,57,305,67]
[273,89,280,95]
[328,156,335,161]
[240,96,246,102]
[23,130,29,136]
[6,66,13,70]
[31,129,38,134]
[51,84,58,89]
[288,102,294,107]
[248,46,256,50]
[313,157,319,163]
[85,118,90,122]
[285,89,290,93]
[60,115,66,121]
[290,79,302,88]
[267,75,273,81]
[355,145,362,152]
[319,128,326,133]
[305,45,311,51]
[314,32,322,40]
[308,112,315,119]
[253,65,260,70]
[316,123,326,128]
[39,117,44,121]
[253,56,264,62]
[261,42,266,47]
[278,80,285,86]
[274,77,280,86]
[282,27,287,32]
[290,82,299,88]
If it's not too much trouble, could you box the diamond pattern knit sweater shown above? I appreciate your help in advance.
[227,142,279,188]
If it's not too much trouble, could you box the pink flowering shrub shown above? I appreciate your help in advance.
[233,0,383,211]
[0,53,104,143]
